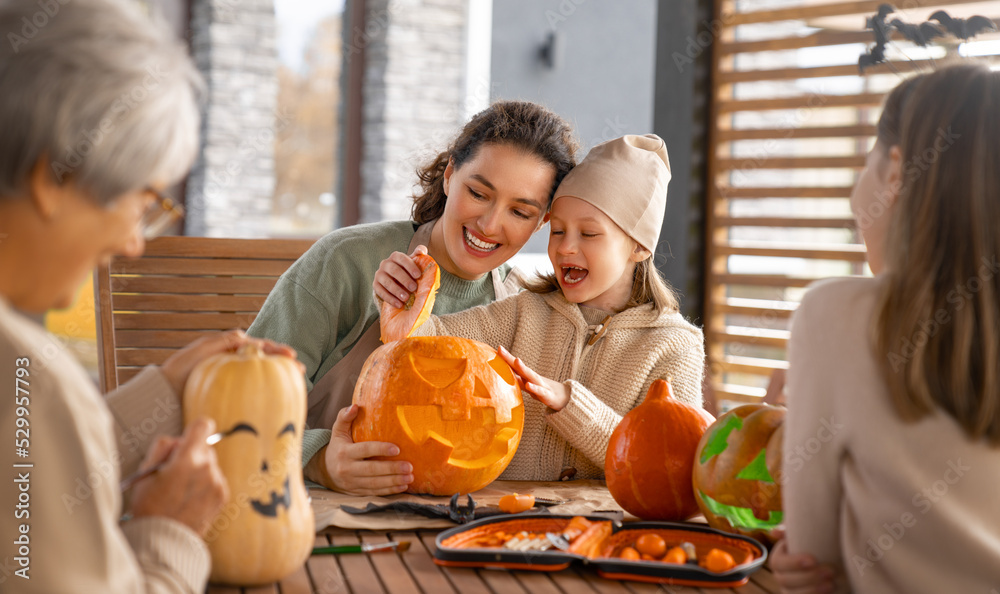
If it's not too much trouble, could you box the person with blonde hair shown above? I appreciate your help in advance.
[772,64,1000,593]
[367,134,705,481]
[0,1,298,591]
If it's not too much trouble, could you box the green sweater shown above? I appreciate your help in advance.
[247,220,513,467]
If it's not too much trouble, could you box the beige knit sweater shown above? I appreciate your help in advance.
[414,290,705,481]
[0,296,209,593]
[785,277,1000,593]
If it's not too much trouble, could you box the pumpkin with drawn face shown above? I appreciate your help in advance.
[183,343,313,585]
[692,404,785,546]
[352,336,524,495]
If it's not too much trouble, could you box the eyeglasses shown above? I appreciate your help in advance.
[142,186,185,239]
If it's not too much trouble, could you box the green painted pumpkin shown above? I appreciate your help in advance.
[692,404,785,546]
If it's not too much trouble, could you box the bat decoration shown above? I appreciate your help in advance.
[860,7,999,73]
[889,19,944,47]
[859,3,895,72]
[929,10,998,40]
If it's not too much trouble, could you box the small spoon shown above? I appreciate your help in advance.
[546,532,571,552]
[119,430,226,492]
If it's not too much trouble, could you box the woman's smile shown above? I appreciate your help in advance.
[462,226,501,255]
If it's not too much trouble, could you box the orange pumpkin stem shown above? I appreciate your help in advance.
[645,378,674,402]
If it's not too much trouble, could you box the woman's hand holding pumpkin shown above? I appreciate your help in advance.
[769,537,837,594]
[498,346,570,411]
[161,329,302,396]
[129,418,229,537]
[309,404,414,496]
[373,245,429,309]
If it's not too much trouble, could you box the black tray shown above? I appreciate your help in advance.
[433,514,768,588]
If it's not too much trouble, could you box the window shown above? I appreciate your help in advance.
[705,0,1000,407]
[272,0,345,236]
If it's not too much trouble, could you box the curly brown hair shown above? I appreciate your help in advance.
[411,101,579,224]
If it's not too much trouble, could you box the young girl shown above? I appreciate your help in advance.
[248,101,578,495]
[369,134,705,480]
[774,64,1000,593]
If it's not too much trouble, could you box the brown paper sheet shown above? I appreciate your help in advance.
[310,479,636,531]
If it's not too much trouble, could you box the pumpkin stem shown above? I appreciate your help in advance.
[238,341,264,358]
[645,378,674,402]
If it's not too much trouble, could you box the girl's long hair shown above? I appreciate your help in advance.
[873,64,1000,445]
[411,100,578,224]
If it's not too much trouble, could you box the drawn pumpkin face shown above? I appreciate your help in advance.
[692,404,785,546]
[352,336,524,495]
[183,344,314,585]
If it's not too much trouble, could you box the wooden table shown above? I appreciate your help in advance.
[206,527,782,594]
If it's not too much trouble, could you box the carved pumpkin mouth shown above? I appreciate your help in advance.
[396,404,522,468]
[697,492,783,531]
[250,477,292,518]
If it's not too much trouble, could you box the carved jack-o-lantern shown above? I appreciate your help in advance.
[183,343,314,585]
[692,404,785,546]
[351,336,524,495]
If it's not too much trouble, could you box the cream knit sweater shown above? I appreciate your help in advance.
[785,277,1000,593]
[0,296,208,593]
[414,290,705,481]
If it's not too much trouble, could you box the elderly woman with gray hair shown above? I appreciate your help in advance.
[0,0,299,591]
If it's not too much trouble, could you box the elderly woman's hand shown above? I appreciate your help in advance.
[305,404,414,496]
[129,418,229,537]
[160,329,303,395]
[373,245,429,309]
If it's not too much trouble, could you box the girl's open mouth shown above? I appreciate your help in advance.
[561,266,588,285]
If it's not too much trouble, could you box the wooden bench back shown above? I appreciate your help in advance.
[95,236,314,392]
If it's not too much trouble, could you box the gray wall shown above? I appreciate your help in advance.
[652,0,708,320]
[490,0,658,255]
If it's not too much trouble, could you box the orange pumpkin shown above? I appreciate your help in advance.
[692,404,785,546]
[605,379,714,521]
[352,336,524,495]
[183,343,313,585]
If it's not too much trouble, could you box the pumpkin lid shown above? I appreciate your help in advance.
[380,253,441,343]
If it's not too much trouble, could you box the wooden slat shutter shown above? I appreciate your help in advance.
[704,0,1000,406]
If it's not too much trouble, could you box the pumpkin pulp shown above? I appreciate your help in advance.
[380,253,440,343]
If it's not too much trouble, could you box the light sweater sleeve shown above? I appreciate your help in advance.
[0,355,209,593]
[784,289,847,566]
[107,366,183,478]
[411,291,522,350]
[545,325,705,468]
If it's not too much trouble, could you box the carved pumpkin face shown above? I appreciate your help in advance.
[692,404,785,546]
[183,344,314,585]
[352,336,524,495]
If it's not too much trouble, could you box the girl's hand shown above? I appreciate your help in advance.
[498,346,569,411]
[769,537,837,594]
[306,404,414,496]
[374,245,429,309]
[161,329,302,395]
